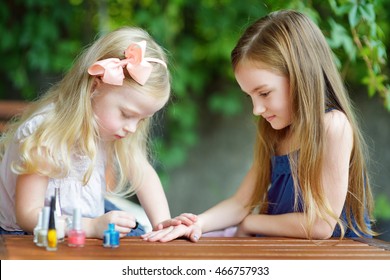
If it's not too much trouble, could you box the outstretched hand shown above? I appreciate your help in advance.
[142,223,202,243]
[155,213,198,230]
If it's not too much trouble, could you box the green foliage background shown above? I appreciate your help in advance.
[1,0,389,218]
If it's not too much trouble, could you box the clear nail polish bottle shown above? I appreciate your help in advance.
[36,206,50,247]
[33,210,43,244]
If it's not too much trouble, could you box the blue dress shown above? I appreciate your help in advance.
[268,153,372,238]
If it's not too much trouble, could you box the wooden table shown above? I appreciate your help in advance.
[1,235,390,260]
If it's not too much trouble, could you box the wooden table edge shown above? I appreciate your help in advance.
[353,237,390,251]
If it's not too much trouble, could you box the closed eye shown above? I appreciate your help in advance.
[258,91,270,97]
[121,111,133,119]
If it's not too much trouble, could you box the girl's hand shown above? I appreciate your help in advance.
[142,223,202,243]
[155,213,198,230]
[90,210,136,238]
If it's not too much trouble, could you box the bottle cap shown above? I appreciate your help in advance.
[48,196,56,230]
[54,186,62,216]
[42,206,50,230]
[72,208,82,230]
[36,210,43,228]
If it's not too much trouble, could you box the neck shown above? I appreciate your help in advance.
[275,127,299,155]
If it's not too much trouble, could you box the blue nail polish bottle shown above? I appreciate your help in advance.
[103,223,119,248]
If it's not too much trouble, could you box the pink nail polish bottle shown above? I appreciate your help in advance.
[68,208,85,247]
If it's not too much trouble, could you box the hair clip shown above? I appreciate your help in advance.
[88,40,167,86]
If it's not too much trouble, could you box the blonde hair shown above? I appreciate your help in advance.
[0,27,170,197]
[231,10,375,238]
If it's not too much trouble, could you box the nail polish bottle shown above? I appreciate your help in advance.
[36,206,50,247]
[68,208,85,247]
[46,196,57,251]
[54,185,65,242]
[55,215,66,243]
[103,223,119,248]
[54,186,62,216]
[33,210,43,244]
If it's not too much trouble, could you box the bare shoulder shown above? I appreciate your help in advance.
[324,110,353,151]
[324,110,352,133]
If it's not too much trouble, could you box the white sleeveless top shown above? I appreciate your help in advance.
[0,105,106,231]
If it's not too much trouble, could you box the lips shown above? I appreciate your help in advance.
[264,115,275,122]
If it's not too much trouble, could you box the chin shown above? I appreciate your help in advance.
[271,124,289,130]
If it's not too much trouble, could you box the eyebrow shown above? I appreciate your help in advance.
[242,85,269,95]
[121,105,137,114]
[121,106,154,118]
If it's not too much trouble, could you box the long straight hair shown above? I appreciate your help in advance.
[231,10,375,237]
[0,27,170,197]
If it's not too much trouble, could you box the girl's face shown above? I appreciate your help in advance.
[234,61,293,130]
[91,80,167,141]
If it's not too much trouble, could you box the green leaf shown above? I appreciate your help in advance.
[359,3,375,23]
[348,4,360,28]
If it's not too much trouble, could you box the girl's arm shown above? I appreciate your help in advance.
[135,160,172,229]
[143,163,258,242]
[238,110,353,239]
[237,212,333,238]
[15,173,48,232]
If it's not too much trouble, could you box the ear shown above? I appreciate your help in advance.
[90,77,102,97]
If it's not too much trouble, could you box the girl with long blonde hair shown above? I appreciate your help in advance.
[0,27,181,238]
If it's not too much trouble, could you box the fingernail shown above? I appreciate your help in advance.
[193,235,198,240]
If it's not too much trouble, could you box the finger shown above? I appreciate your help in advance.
[142,228,160,238]
[106,211,136,228]
[109,210,135,220]
[158,226,188,243]
[141,232,153,239]
[169,219,182,226]
[143,226,174,242]
[176,216,195,226]
[115,224,132,235]
[189,228,202,243]
[156,219,181,230]
[115,217,136,229]
[181,213,198,222]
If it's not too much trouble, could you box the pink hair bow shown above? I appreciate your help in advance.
[87,40,167,86]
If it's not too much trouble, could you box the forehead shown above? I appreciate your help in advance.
[125,89,167,115]
[103,83,168,116]
[234,61,286,92]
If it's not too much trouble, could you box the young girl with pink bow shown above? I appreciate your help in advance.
[0,27,187,238]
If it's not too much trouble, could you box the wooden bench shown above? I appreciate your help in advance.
[0,100,29,133]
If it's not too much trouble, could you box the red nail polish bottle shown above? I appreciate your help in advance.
[68,208,85,247]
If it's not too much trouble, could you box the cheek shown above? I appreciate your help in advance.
[95,110,121,132]
[280,97,293,123]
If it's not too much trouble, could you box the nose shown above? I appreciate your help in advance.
[252,99,266,116]
[123,120,139,134]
